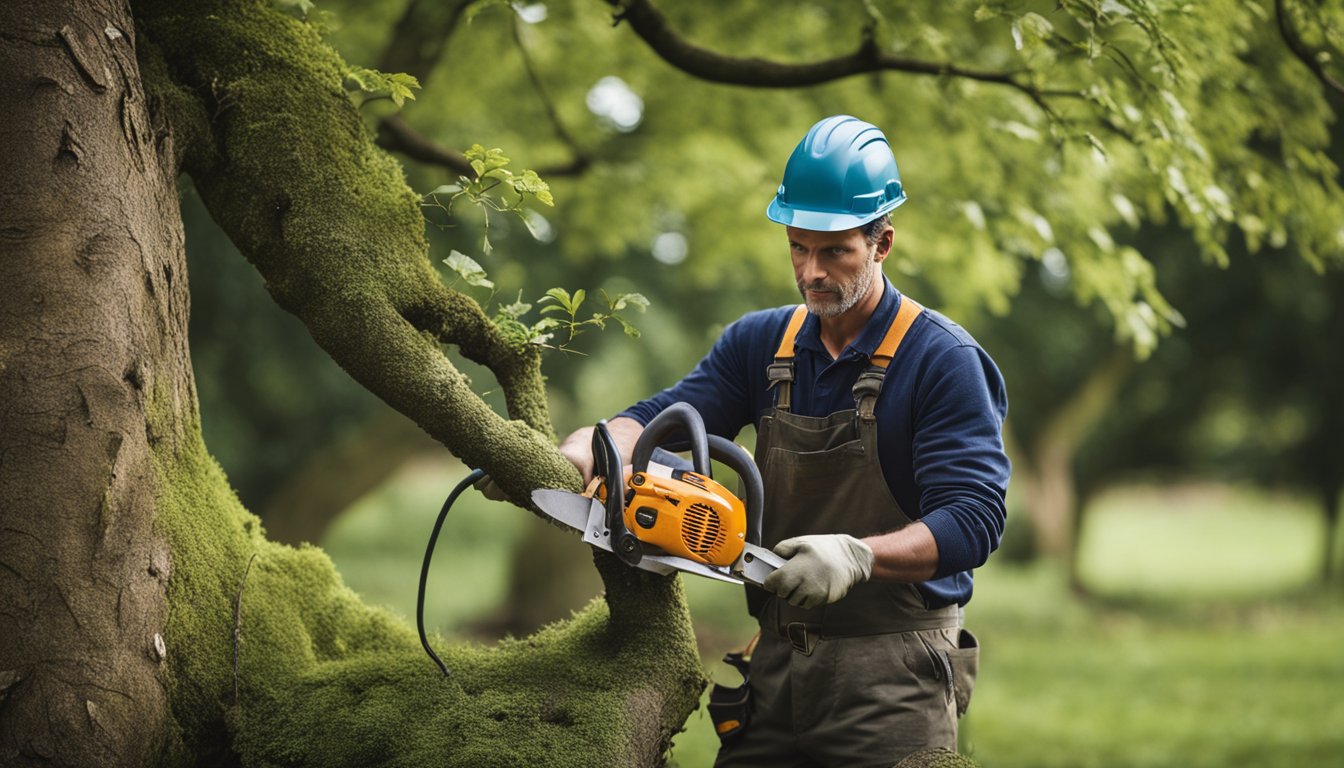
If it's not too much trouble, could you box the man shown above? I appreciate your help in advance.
[559,115,1010,766]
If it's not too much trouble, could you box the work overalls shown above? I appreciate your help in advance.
[714,299,979,768]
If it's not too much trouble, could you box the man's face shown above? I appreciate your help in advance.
[787,226,889,318]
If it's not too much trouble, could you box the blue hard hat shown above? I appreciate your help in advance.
[766,115,907,232]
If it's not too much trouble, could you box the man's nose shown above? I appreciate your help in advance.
[799,253,825,284]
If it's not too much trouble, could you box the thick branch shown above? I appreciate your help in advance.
[1276,0,1344,97]
[608,0,1064,115]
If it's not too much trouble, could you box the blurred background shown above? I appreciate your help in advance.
[181,1,1343,765]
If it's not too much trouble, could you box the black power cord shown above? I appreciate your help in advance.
[417,467,485,677]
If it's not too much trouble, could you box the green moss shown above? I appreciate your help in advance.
[895,749,979,768]
[151,410,703,766]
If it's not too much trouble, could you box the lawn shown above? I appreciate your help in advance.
[323,468,1344,767]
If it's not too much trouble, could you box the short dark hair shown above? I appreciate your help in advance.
[860,214,891,245]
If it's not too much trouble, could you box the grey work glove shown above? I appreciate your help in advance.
[763,534,875,610]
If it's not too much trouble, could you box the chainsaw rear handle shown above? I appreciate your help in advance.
[630,403,765,549]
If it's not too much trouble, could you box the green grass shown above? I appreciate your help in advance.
[322,477,1344,767]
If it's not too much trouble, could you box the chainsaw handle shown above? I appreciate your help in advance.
[630,402,711,476]
[594,420,642,565]
[705,435,765,548]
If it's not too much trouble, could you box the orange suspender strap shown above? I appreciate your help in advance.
[854,297,924,420]
[871,296,924,368]
[767,305,809,412]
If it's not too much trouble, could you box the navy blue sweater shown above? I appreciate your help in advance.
[619,277,1010,608]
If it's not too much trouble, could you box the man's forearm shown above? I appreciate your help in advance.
[863,521,939,583]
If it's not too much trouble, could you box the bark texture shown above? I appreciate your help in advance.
[0,1,186,763]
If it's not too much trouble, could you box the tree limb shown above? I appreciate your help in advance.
[606,0,1070,118]
[1276,0,1344,96]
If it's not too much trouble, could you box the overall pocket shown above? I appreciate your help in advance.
[945,628,980,718]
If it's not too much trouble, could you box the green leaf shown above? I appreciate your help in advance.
[427,183,463,196]
[443,250,494,289]
[540,287,575,315]
[608,292,650,312]
[342,66,421,109]
[511,169,554,206]
[465,144,511,176]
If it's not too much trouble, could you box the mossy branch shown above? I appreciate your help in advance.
[134,0,705,763]
[138,0,566,504]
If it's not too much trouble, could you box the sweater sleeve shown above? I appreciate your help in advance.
[910,344,1011,577]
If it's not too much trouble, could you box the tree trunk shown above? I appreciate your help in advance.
[0,1,185,763]
[1016,349,1133,561]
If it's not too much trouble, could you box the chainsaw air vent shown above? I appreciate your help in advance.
[680,502,726,558]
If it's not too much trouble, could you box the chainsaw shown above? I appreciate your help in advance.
[531,402,786,587]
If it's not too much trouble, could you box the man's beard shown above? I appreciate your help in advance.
[798,256,879,318]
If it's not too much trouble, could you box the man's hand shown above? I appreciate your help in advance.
[558,426,598,484]
[557,416,645,485]
[763,534,875,609]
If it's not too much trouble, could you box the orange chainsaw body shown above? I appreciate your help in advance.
[621,469,748,567]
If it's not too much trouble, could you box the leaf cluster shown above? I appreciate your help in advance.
[343,66,421,107]
[431,151,645,354]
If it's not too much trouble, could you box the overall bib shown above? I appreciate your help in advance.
[715,300,977,768]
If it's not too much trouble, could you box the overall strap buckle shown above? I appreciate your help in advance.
[852,367,885,422]
[766,305,808,413]
[766,361,795,412]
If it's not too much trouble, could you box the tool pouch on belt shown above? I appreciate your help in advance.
[708,633,758,742]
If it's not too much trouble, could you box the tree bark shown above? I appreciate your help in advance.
[0,1,186,763]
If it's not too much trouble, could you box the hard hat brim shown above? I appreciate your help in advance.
[766,196,906,232]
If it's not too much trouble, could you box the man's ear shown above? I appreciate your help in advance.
[873,225,895,262]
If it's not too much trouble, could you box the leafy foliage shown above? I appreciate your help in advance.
[426,148,644,352]
[331,0,1342,356]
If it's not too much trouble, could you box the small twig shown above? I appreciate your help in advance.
[511,15,593,173]
[232,552,258,706]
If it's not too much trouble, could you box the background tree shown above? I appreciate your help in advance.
[3,1,1343,766]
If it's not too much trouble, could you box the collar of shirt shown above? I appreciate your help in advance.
[791,275,904,364]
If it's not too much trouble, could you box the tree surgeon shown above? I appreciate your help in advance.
[559,116,1011,766]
